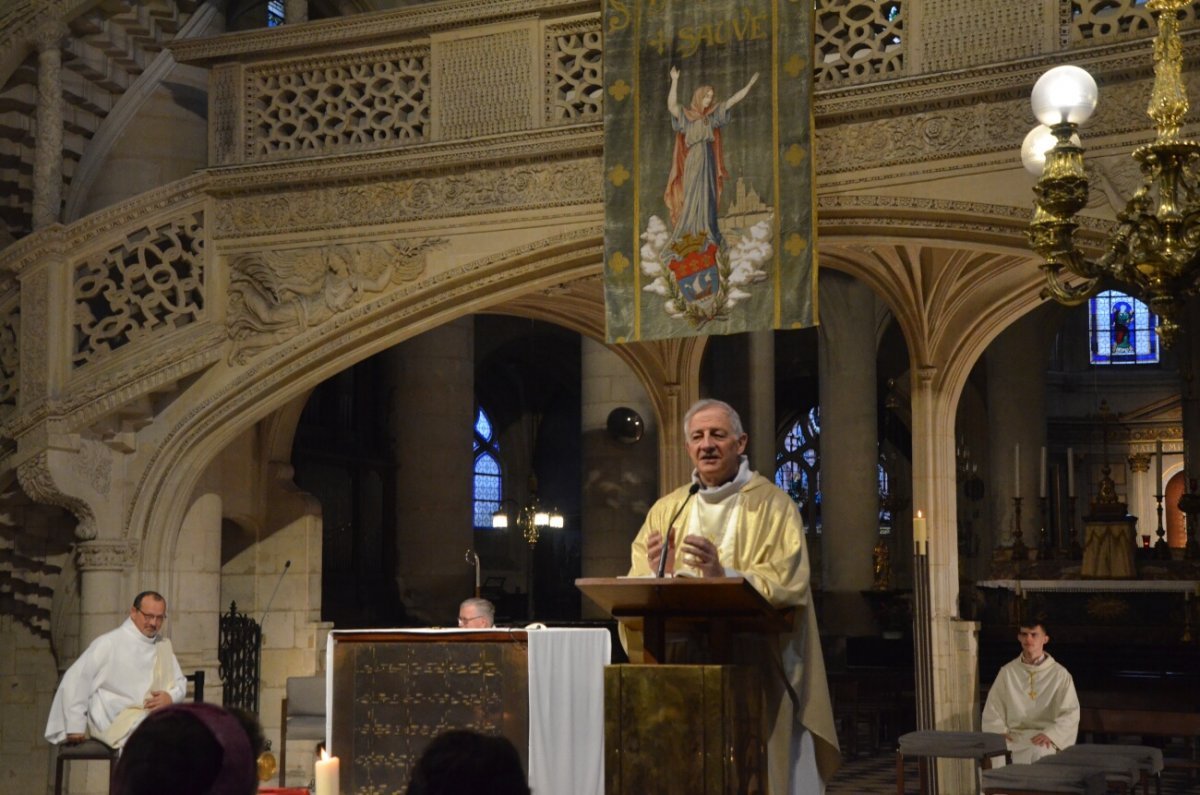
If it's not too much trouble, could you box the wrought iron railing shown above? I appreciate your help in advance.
[218,600,262,712]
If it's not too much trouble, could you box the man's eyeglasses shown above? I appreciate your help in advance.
[458,614,486,626]
[136,607,167,623]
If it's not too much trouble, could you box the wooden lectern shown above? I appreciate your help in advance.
[577,577,790,795]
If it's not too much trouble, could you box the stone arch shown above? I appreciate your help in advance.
[134,228,615,578]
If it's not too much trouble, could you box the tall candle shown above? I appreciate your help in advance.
[315,749,340,795]
[1039,446,1047,498]
[913,511,927,555]
[1067,447,1075,498]
[1156,439,1164,494]
[1014,443,1021,498]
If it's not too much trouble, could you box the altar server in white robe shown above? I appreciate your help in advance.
[45,590,187,749]
[624,399,840,794]
[982,619,1079,764]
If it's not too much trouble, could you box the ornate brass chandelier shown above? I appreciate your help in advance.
[1021,0,1200,346]
[491,474,563,546]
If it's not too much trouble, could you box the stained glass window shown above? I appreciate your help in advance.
[473,407,502,528]
[877,462,891,531]
[1088,290,1158,365]
[267,0,284,26]
[775,407,821,533]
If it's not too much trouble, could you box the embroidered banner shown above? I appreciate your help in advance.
[603,0,817,343]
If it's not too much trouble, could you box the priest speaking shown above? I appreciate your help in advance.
[625,399,840,792]
[45,590,187,749]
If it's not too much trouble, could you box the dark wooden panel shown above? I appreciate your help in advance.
[332,634,529,794]
[605,664,765,795]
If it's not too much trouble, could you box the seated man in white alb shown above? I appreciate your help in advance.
[982,618,1079,764]
[45,590,187,749]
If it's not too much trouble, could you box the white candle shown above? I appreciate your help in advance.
[1014,443,1021,498]
[1067,447,1074,498]
[315,749,340,795]
[1039,446,1047,498]
[1156,439,1164,494]
[914,511,928,555]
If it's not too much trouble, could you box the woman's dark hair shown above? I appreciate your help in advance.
[405,729,530,795]
[113,703,257,795]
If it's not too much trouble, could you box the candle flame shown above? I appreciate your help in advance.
[320,748,329,762]
[916,510,923,519]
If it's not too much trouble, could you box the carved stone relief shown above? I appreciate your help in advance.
[227,239,446,363]
[545,18,602,125]
[815,98,1032,174]
[213,160,601,236]
[16,451,96,541]
[919,0,1048,73]
[1073,0,1200,46]
[814,0,905,87]
[73,436,112,496]
[74,539,138,571]
[0,294,18,416]
[211,63,242,167]
[73,211,205,370]
[434,25,534,139]
[18,265,47,407]
[244,45,430,162]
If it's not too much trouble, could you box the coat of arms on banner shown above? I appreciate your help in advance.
[641,67,772,328]
[603,0,817,343]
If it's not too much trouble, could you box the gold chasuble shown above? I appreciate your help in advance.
[625,474,841,789]
[602,0,818,343]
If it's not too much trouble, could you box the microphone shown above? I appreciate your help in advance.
[656,483,701,578]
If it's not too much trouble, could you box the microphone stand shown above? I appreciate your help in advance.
[254,560,291,713]
[656,484,700,577]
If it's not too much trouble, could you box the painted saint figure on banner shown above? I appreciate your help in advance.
[641,66,772,329]
[664,67,758,249]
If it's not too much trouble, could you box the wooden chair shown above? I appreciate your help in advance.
[53,670,205,795]
[279,675,326,787]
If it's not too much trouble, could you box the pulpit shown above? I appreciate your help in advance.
[577,577,790,795]
[326,627,608,795]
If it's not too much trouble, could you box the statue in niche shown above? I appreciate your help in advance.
[227,239,444,363]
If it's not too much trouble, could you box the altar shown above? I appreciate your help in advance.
[325,626,610,795]
[974,578,1198,646]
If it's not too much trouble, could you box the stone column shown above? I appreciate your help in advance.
[74,541,138,651]
[32,19,67,230]
[285,0,308,24]
[817,272,879,634]
[386,318,474,624]
[579,338,658,616]
[173,493,223,671]
[748,331,775,476]
[911,364,980,793]
[985,316,1049,555]
[1180,297,1200,554]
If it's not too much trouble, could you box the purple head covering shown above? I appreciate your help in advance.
[113,702,257,795]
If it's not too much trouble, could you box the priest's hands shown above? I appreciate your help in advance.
[144,690,172,710]
[681,535,723,578]
[646,532,675,575]
[66,733,86,744]
[1031,733,1054,749]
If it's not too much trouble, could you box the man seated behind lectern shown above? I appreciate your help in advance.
[624,399,841,793]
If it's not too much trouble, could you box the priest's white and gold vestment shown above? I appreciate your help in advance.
[625,469,840,794]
